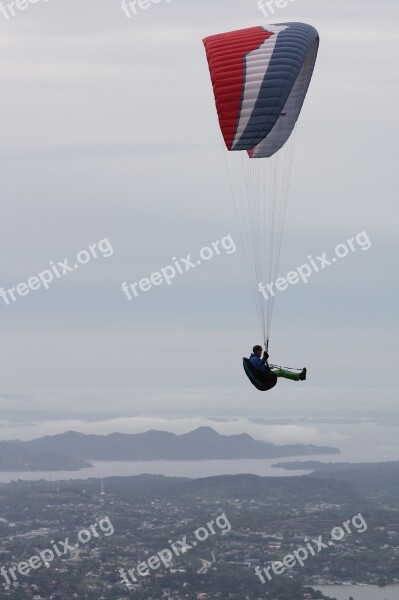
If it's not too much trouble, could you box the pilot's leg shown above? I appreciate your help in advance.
[271,368,306,381]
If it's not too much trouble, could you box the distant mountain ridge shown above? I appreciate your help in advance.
[24,426,340,461]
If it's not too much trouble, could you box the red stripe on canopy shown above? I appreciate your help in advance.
[203,27,273,150]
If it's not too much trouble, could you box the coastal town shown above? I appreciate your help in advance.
[0,471,398,599]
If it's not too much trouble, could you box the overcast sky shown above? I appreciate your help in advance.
[0,0,397,431]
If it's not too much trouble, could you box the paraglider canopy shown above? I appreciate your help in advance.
[203,23,319,159]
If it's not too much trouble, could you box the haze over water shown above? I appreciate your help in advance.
[314,585,399,600]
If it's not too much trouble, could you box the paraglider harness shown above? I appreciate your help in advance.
[243,343,304,391]
[243,344,277,392]
[243,357,278,392]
